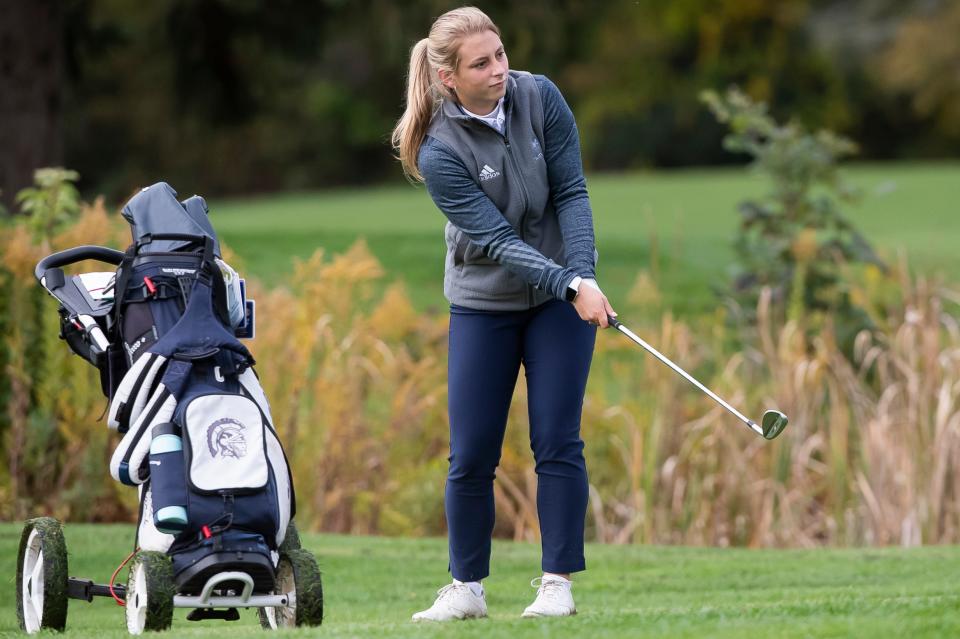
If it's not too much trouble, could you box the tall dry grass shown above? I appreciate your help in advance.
[1,199,130,522]
[248,243,450,535]
[582,276,960,548]
[2,210,958,548]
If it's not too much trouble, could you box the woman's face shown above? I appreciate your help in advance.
[440,29,508,114]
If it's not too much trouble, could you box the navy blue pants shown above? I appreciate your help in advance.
[446,299,596,581]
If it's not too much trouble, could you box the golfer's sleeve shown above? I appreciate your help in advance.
[537,75,596,279]
[419,140,579,299]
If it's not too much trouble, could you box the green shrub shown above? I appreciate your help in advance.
[15,169,81,245]
[701,87,886,346]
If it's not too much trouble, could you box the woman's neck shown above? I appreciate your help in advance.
[459,97,499,117]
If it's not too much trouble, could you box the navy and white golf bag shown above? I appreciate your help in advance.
[101,183,293,593]
[28,182,327,633]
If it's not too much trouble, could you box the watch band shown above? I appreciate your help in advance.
[565,276,582,302]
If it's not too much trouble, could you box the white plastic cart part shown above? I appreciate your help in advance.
[76,315,110,352]
[197,571,254,604]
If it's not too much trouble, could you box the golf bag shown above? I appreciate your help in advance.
[97,183,292,592]
[27,182,324,634]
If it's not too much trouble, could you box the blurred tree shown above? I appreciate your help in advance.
[566,0,851,169]
[63,0,338,195]
[0,0,954,200]
[702,87,885,345]
[0,0,65,212]
[806,0,960,159]
[875,0,960,144]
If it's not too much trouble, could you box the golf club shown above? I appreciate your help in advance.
[606,315,788,440]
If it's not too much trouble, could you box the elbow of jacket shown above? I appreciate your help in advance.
[554,189,588,209]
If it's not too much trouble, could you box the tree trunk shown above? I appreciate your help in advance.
[0,0,63,213]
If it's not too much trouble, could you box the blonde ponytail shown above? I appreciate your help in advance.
[391,7,500,182]
[392,39,439,182]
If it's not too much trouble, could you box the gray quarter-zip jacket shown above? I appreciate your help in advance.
[418,71,597,311]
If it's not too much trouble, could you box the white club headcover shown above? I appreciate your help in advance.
[108,353,167,431]
[110,385,177,485]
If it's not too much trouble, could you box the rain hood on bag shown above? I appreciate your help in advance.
[121,181,221,255]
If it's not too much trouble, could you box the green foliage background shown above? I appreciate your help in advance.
[56,0,960,199]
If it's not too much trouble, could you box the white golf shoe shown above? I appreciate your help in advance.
[412,583,488,622]
[521,576,577,618]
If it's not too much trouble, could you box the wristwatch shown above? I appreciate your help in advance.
[564,276,583,302]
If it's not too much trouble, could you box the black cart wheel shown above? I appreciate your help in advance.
[125,551,175,635]
[258,549,323,629]
[278,520,302,553]
[16,517,69,633]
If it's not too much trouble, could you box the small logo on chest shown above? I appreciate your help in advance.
[479,164,501,181]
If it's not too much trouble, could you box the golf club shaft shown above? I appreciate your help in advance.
[607,316,764,437]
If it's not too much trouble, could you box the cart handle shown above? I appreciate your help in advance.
[35,245,125,282]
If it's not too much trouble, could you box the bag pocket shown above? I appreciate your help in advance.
[121,301,159,365]
[182,393,268,494]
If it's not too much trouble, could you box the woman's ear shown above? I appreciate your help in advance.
[438,68,456,91]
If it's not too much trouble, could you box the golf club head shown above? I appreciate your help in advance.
[761,410,789,439]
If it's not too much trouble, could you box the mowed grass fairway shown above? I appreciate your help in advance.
[211,162,959,314]
[1,523,959,638]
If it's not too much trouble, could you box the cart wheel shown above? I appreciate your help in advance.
[258,549,323,629]
[16,517,69,633]
[125,551,175,635]
[278,520,302,553]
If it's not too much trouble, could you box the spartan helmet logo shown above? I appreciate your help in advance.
[206,418,247,459]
